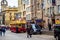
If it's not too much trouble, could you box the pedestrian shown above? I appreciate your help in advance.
[26,22,32,38]
[16,25,18,33]
[2,27,6,36]
[48,23,52,31]
[48,19,52,31]
[0,27,2,36]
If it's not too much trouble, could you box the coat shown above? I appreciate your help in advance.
[27,25,32,35]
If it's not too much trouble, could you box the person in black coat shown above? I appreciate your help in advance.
[0,27,2,36]
[48,19,52,31]
[26,22,32,38]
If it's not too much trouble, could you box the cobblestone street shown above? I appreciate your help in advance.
[0,31,55,40]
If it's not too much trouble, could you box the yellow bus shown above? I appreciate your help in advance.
[10,20,26,33]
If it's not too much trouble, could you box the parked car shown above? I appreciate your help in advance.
[54,24,60,40]
[31,24,41,34]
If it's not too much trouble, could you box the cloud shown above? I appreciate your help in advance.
[7,0,18,7]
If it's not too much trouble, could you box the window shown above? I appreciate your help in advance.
[31,13,34,17]
[10,13,12,20]
[34,0,37,4]
[14,13,21,20]
[58,5,60,13]
[37,3,40,10]
[47,0,49,4]
[52,0,56,6]
[43,9,45,15]
[24,4,25,9]
[47,8,49,14]
[10,13,12,15]
[50,7,54,14]
[50,7,54,17]
[26,7,31,12]
[26,0,30,5]
[26,14,31,20]
[47,8,50,17]
[47,0,52,4]
[42,0,46,9]
[23,11,26,16]
[23,0,29,5]
[31,0,34,5]
[21,0,22,4]
[31,6,34,12]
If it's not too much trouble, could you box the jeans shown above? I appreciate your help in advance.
[2,32,5,36]
[0,31,2,36]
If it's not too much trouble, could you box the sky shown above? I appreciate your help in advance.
[7,0,18,7]
[0,0,18,10]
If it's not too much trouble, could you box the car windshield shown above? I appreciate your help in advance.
[31,24,37,32]
[31,24,36,29]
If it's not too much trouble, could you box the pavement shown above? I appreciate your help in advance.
[0,30,55,40]
[42,28,54,35]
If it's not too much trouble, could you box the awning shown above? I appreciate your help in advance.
[35,19,43,23]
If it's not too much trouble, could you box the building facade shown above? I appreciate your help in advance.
[42,0,60,27]
[25,0,31,20]
[24,0,42,20]
[1,0,26,25]
[2,7,18,25]
[1,0,8,24]
[18,0,26,18]
[24,0,60,27]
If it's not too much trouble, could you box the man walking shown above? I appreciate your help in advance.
[48,19,52,31]
[26,22,32,38]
